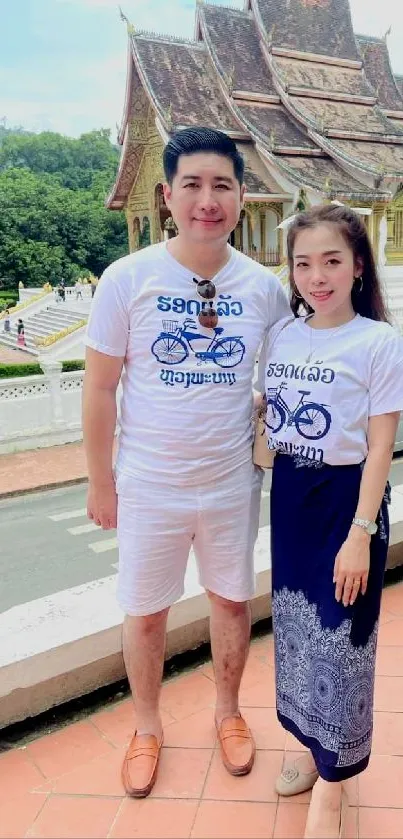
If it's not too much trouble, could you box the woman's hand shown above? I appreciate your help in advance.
[333,528,370,607]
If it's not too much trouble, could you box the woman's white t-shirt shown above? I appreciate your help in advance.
[85,243,290,485]
[263,314,403,466]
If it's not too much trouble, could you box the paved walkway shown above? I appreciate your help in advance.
[0,441,88,497]
[1,579,403,838]
[0,345,33,363]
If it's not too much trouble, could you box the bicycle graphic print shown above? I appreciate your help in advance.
[266,382,331,440]
[151,319,245,368]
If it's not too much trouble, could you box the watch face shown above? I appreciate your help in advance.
[368,521,378,535]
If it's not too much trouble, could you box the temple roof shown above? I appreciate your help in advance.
[236,103,317,150]
[326,138,403,177]
[237,142,290,195]
[271,56,373,100]
[199,4,277,97]
[288,95,403,138]
[132,35,241,134]
[269,152,390,200]
[254,0,361,62]
[356,35,403,114]
[110,0,403,209]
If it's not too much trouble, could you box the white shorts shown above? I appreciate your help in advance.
[115,460,262,616]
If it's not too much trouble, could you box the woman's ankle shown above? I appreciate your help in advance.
[313,778,342,805]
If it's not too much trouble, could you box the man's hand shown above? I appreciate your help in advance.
[87,479,117,530]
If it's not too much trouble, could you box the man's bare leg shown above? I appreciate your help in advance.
[208,591,251,723]
[122,608,169,738]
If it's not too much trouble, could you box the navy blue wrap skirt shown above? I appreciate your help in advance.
[270,453,389,781]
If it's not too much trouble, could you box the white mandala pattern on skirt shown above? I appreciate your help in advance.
[273,587,378,767]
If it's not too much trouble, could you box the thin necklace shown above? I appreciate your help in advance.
[305,316,354,363]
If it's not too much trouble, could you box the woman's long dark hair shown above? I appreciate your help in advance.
[287,204,389,322]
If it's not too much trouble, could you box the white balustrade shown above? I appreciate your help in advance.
[0,365,85,454]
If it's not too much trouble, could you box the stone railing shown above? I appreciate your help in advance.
[34,319,87,348]
[0,362,85,454]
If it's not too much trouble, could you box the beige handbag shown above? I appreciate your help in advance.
[253,396,276,469]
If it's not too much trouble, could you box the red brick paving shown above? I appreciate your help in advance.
[0,440,88,497]
[0,345,34,364]
[1,584,403,838]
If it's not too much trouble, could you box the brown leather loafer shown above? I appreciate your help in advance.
[121,731,163,797]
[216,715,255,776]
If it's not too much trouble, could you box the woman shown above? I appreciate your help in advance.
[3,308,11,333]
[17,318,26,347]
[264,205,403,838]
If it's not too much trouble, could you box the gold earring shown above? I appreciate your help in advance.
[355,276,363,293]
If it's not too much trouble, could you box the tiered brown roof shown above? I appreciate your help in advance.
[198,4,277,97]
[356,35,403,114]
[109,0,403,209]
[133,36,241,134]
[237,142,290,195]
[254,0,361,61]
[236,104,317,150]
[272,56,373,99]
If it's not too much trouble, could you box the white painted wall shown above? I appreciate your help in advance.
[0,364,122,454]
[0,368,83,454]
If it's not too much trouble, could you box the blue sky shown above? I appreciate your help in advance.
[1,0,403,139]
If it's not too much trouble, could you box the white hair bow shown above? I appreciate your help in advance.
[276,201,372,230]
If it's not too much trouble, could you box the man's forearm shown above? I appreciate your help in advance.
[82,382,117,485]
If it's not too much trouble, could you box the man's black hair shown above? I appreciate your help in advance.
[163,127,244,186]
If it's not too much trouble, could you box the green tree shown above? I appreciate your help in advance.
[0,129,128,288]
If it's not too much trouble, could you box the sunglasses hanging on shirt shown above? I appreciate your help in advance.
[193,278,219,328]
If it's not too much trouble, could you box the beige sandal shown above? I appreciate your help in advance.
[275,756,319,797]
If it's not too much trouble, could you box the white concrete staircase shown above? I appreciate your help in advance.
[0,306,87,356]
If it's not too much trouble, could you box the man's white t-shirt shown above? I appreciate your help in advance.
[263,314,403,466]
[85,243,290,485]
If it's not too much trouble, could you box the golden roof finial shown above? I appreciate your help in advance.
[119,6,135,35]
[383,25,392,41]
[324,177,332,193]
[269,129,276,149]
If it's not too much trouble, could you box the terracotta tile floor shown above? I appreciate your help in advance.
[1,580,403,839]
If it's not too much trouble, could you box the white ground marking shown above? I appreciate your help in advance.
[67,522,99,535]
[49,507,87,522]
[89,537,118,554]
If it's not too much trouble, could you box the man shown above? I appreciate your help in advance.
[83,127,290,798]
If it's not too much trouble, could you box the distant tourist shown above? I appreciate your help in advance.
[3,308,11,333]
[83,127,290,799]
[75,280,83,300]
[16,318,25,347]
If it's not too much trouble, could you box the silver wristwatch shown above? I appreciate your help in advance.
[352,517,378,536]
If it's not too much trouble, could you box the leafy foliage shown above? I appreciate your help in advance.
[0,363,43,378]
[0,359,85,377]
[0,129,127,289]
